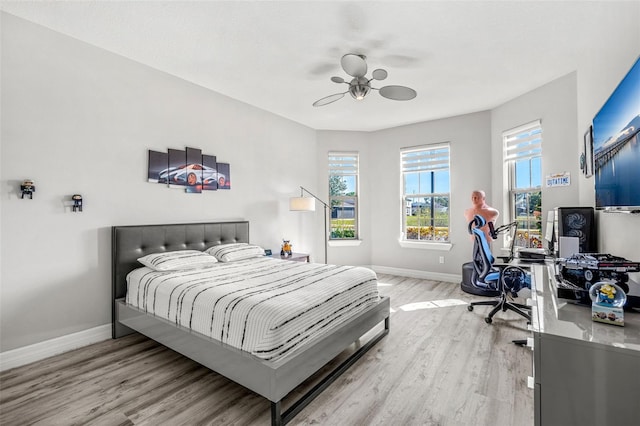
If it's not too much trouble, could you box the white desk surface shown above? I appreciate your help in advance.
[530,263,640,352]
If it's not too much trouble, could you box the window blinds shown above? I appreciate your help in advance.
[401,144,450,173]
[328,152,358,175]
[503,120,542,161]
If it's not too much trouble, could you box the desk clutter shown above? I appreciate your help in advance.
[589,282,626,326]
[554,252,640,313]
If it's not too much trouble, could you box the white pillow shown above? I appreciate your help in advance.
[137,250,218,271]
[205,243,264,262]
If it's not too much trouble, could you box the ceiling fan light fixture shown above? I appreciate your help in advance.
[312,53,416,107]
[349,85,370,100]
[349,77,370,100]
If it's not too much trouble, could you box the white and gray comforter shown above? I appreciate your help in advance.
[126,257,379,361]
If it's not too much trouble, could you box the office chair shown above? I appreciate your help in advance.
[465,215,531,324]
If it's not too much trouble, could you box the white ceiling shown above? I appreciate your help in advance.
[1,1,635,131]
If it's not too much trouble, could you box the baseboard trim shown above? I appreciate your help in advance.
[370,265,461,283]
[0,324,111,372]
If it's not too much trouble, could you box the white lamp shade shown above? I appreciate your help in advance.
[289,197,316,211]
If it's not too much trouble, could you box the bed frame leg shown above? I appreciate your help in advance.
[271,316,390,425]
[271,401,282,426]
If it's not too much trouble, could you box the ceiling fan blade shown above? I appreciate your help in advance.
[313,92,346,107]
[341,54,367,77]
[331,76,345,84]
[372,69,388,81]
[379,85,417,101]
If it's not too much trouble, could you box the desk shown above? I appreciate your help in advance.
[530,264,640,426]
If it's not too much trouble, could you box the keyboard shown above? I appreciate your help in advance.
[518,248,548,262]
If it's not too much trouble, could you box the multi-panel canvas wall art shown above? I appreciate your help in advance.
[217,163,231,190]
[185,147,203,193]
[202,154,218,191]
[147,150,168,183]
[167,149,187,189]
[147,147,231,192]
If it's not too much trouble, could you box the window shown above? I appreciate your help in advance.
[328,152,358,240]
[503,120,543,249]
[401,143,450,242]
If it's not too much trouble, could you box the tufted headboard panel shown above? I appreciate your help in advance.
[111,221,249,337]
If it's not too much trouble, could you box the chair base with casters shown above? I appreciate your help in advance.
[467,265,532,324]
[460,262,501,297]
[467,291,531,324]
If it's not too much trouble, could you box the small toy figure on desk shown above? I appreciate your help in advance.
[280,240,292,257]
[590,282,626,326]
[20,179,35,199]
[72,194,83,212]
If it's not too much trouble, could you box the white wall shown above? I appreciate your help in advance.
[371,112,494,274]
[0,13,318,352]
[317,111,492,276]
[491,72,579,250]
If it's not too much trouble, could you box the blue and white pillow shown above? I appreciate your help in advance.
[137,250,218,271]
[205,243,264,262]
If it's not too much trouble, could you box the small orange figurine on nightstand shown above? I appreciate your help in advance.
[280,240,292,256]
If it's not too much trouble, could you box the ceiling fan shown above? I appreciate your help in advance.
[313,53,417,107]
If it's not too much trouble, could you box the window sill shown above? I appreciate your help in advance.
[398,240,453,251]
[328,239,362,247]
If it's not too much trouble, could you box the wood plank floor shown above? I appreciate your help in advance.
[0,274,534,425]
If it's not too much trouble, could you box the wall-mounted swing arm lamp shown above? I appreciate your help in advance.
[289,186,330,264]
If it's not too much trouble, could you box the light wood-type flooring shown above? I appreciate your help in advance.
[0,274,534,425]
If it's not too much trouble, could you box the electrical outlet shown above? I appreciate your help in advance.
[439,256,445,264]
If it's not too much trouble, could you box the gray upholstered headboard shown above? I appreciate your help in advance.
[111,221,249,338]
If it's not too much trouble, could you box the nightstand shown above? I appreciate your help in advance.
[280,252,310,262]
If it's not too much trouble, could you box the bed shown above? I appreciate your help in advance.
[112,221,390,425]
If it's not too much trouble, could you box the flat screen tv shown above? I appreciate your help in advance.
[593,56,640,211]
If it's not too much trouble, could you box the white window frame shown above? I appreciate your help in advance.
[503,120,543,249]
[328,152,359,240]
[400,143,451,245]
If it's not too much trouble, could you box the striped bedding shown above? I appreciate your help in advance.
[126,257,380,361]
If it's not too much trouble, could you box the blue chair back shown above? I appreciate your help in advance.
[468,215,499,287]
